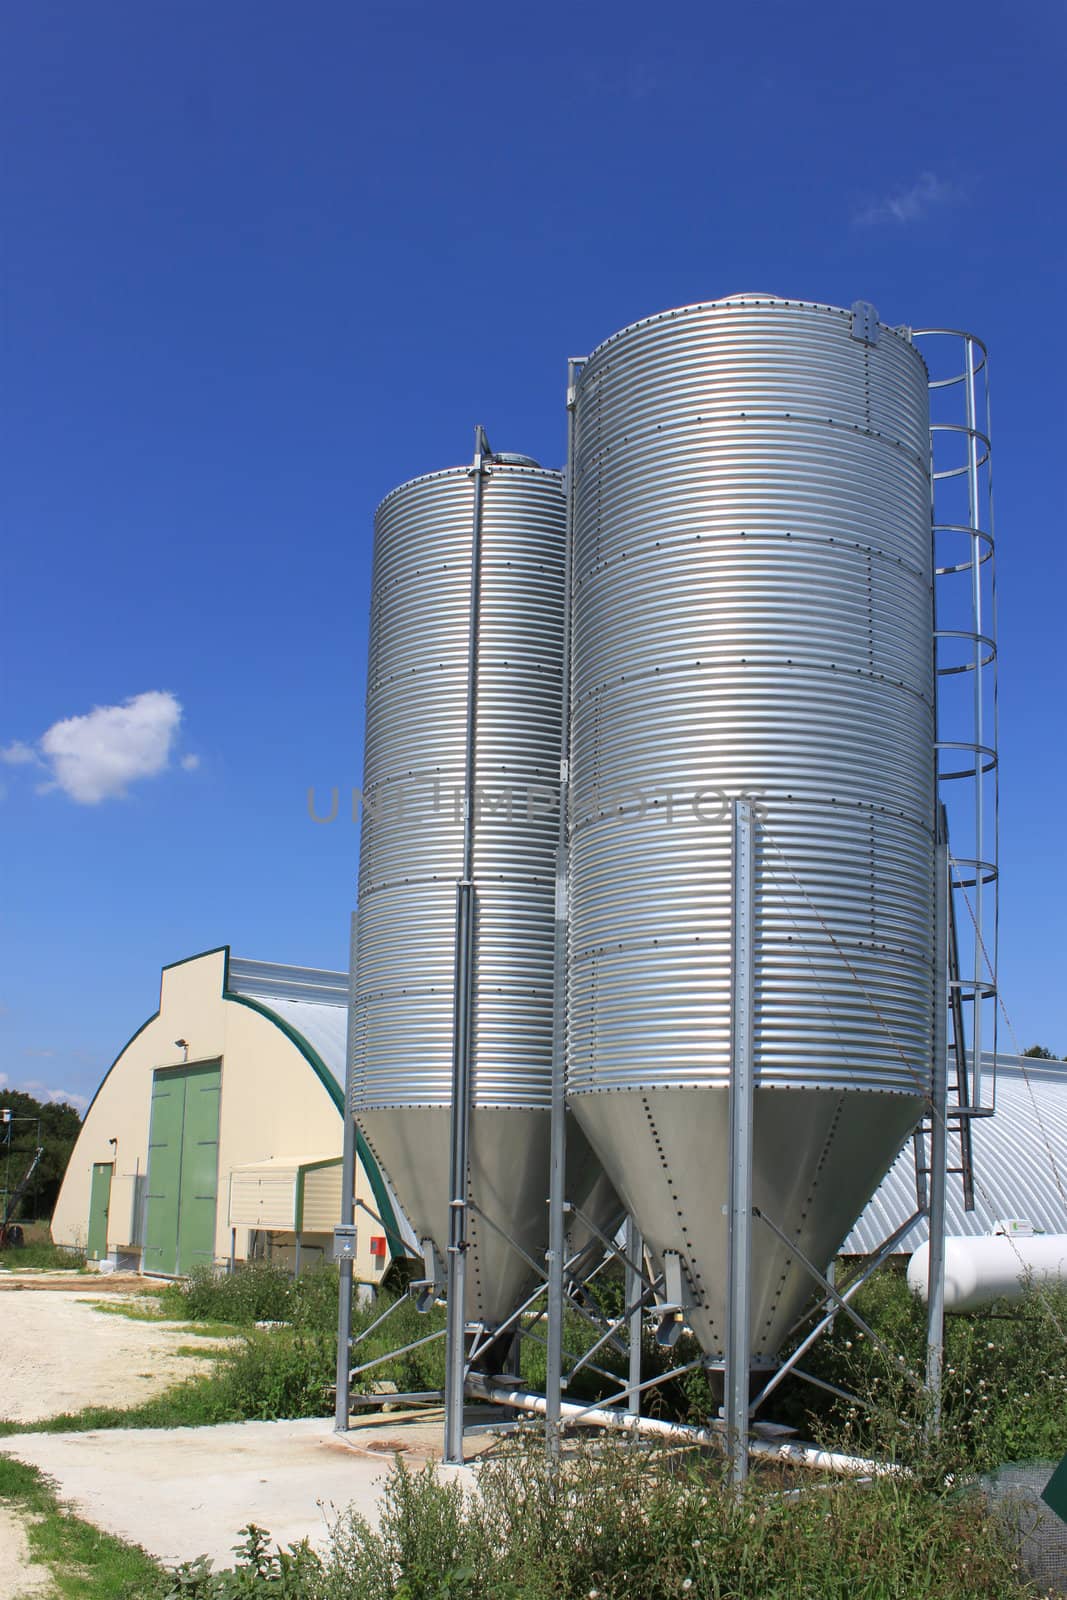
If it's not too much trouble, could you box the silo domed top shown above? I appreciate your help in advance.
[373,454,559,520]
[583,293,921,372]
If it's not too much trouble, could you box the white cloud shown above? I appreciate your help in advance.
[0,741,39,766]
[21,1079,89,1111]
[52,1088,89,1111]
[180,753,201,772]
[854,172,959,226]
[37,691,183,804]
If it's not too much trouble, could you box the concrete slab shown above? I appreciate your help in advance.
[0,1415,474,1572]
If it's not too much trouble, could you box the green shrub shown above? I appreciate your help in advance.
[160,1262,296,1324]
[166,1525,323,1599]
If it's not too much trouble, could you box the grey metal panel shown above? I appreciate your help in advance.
[566,294,937,1360]
[844,1056,1067,1254]
[351,464,568,1112]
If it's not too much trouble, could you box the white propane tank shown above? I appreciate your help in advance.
[908,1234,1067,1312]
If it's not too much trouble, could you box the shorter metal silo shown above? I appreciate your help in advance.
[351,441,618,1338]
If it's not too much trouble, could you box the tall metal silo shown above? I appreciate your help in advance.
[351,445,618,1337]
[566,294,937,1365]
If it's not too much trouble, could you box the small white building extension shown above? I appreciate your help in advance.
[51,947,402,1284]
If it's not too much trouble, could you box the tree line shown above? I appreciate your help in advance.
[1,1089,82,1220]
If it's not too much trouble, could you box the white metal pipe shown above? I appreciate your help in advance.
[472,1380,904,1478]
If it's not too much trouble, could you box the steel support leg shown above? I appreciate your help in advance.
[444,879,475,1464]
[545,362,583,1461]
[726,799,756,1486]
[926,827,950,1434]
[443,432,489,1467]
[335,911,360,1433]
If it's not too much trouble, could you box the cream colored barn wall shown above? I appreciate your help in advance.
[52,949,387,1283]
[51,950,228,1255]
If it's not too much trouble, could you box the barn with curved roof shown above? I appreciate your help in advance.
[51,947,402,1283]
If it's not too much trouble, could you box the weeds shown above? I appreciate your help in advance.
[165,1439,1039,1599]
[777,1272,1067,1479]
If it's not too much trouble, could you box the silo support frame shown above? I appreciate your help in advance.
[624,1216,644,1414]
[752,1209,924,1391]
[749,1205,926,1415]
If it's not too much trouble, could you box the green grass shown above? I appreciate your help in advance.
[90,1297,244,1339]
[0,1237,87,1271]
[0,1454,166,1598]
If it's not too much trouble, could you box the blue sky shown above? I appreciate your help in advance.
[1,0,1064,1107]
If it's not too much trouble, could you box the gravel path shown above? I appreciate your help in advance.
[0,1287,218,1424]
[0,1507,52,1600]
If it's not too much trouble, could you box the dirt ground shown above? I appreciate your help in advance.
[0,1506,52,1600]
[0,1279,218,1424]
[0,1280,486,1578]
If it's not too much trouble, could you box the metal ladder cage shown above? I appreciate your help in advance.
[915,328,999,1117]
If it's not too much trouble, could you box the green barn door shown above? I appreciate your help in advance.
[87,1162,113,1261]
[143,1062,221,1276]
[177,1063,221,1273]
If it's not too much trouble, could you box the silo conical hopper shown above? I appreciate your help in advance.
[567,295,936,1365]
[351,453,619,1336]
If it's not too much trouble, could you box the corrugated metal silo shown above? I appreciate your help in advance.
[566,294,937,1363]
[352,455,617,1331]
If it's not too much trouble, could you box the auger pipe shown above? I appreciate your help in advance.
[465,1376,907,1479]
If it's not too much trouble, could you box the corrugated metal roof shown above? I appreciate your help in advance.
[227,958,348,1009]
[843,1053,1067,1254]
[227,957,349,1092]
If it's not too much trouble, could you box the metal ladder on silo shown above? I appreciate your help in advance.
[913,879,975,1213]
[911,325,999,1221]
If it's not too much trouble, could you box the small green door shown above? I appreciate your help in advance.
[87,1162,113,1260]
[143,1061,221,1276]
